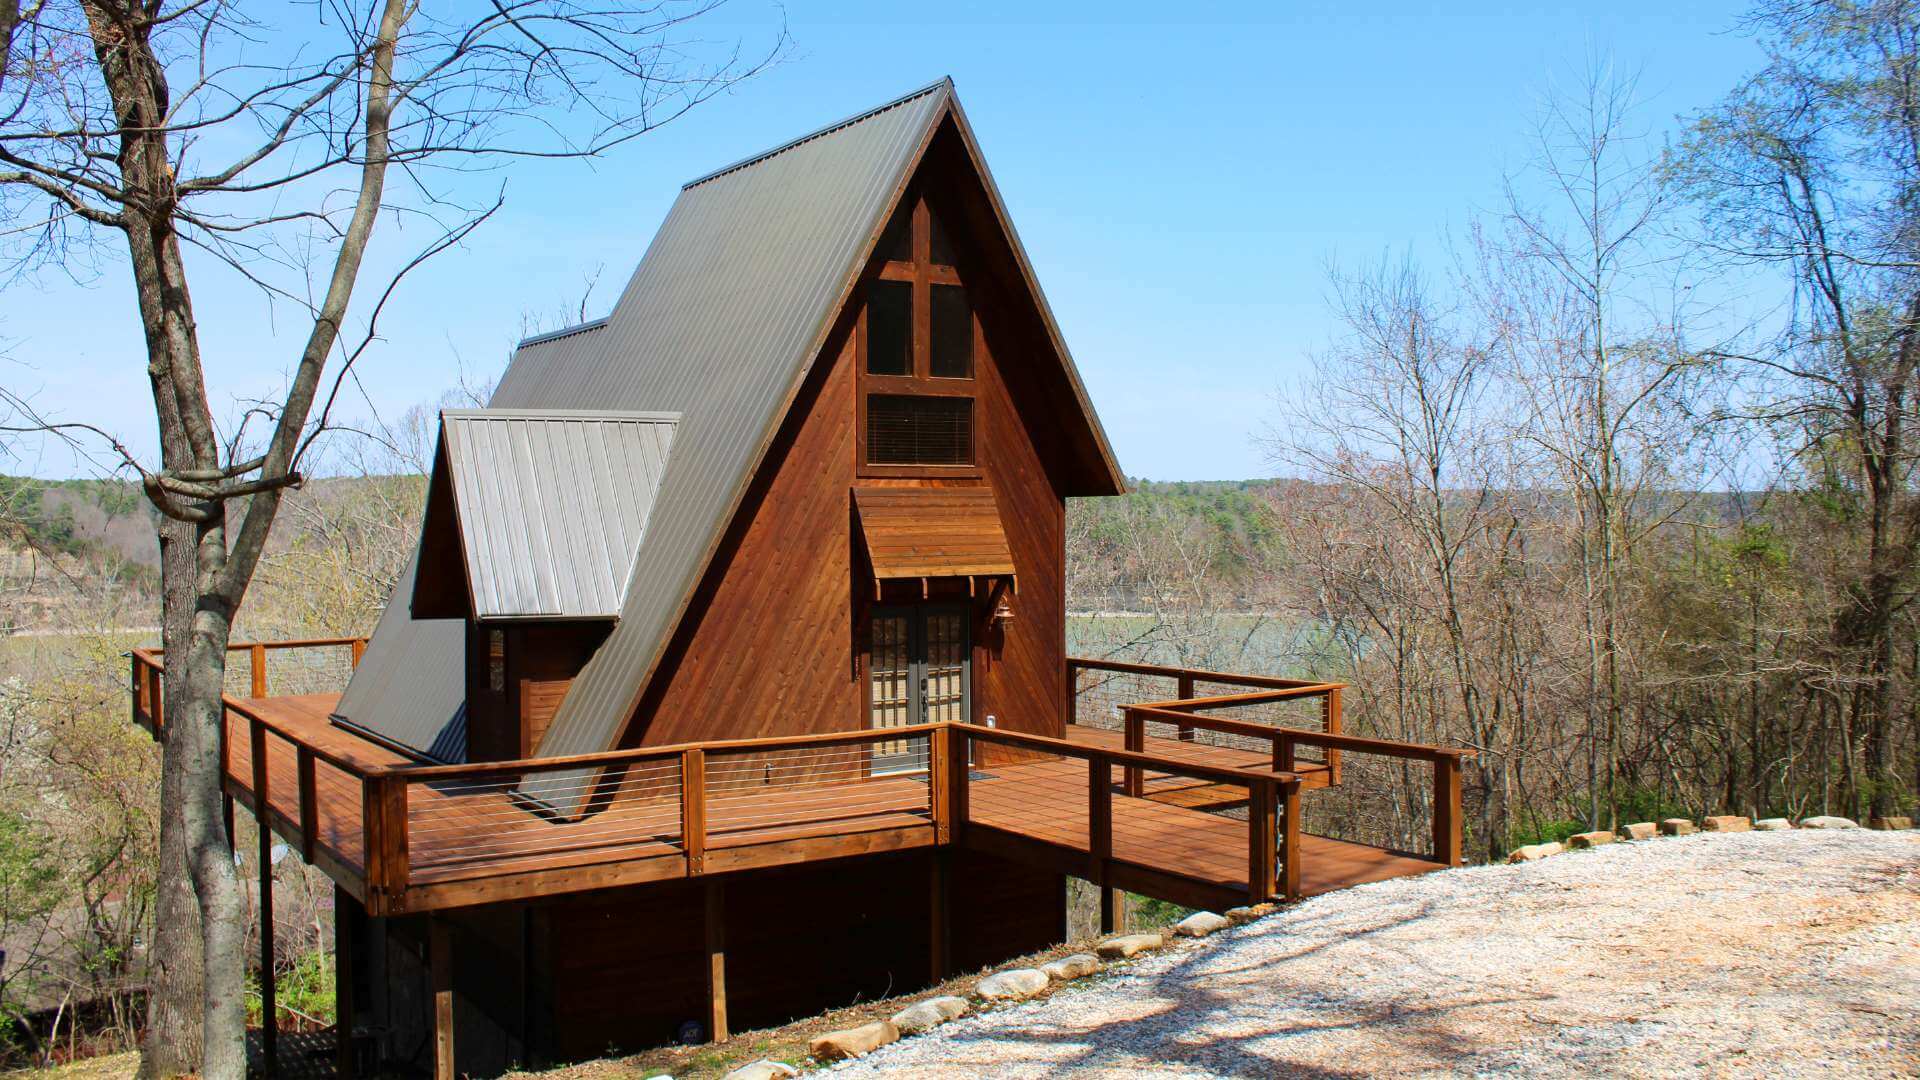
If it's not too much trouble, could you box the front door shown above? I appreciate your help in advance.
[868,604,970,773]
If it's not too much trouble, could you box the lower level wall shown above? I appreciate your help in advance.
[347,848,1064,1074]
[542,847,1065,1061]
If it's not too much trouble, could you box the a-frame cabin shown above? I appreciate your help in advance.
[127,78,1473,1078]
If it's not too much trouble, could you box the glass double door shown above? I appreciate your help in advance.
[868,604,969,773]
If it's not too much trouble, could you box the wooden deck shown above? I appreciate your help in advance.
[215,692,1445,916]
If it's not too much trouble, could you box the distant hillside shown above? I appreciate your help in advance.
[0,476,156,569]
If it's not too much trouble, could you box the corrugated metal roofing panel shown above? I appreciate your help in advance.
[492,79,951,763]
[331,84,946,762]
[440,409,678,620]
[331,547,467,758]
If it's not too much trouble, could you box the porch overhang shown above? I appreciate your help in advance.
[853,485,1016,598]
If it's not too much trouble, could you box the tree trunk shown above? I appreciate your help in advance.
[181,514,249,1080]
[138,512,204,1078]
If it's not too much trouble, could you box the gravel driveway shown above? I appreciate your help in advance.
[832,829,1920,1078]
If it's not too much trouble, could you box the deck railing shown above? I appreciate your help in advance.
[1124,700,1468,866]
[131,641,1461,916]
[954,723,1300,903]
[1067,656,1343,775]
[130,639,378,883]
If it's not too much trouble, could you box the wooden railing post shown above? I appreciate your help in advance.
[297,748,318,865]
[682,749,707,875]
[1175,673,1196,741]
[929,726,951,843]
[1274,732,1295,774]
[146,661,163,736]
[362,774,410,910]
[1280,778,1301,900]
[1248,777,1277,903]
[1122,708,1144,798]
[1088,756,1112,882]
[250,643,268,698]
[1432,755,1462,867]
[949,728,970,842]
[351,638,367,668]
[1325,687,1343,785]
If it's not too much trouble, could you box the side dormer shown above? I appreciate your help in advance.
[410,408,677,760]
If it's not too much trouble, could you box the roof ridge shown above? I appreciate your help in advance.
[516,316,610,349]
[441,407,681,423]
[681,77,951,191]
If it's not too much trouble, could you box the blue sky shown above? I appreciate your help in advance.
[1,1,1765,481]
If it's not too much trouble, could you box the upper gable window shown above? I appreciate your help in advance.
[861,193,978,470]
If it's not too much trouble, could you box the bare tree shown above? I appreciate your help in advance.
[1676,0,1920,821]
[1490,57,1706,828]
[0,2,779,1073]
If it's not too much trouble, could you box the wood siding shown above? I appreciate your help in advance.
[468,622,613,762]
[626,140,1071,748]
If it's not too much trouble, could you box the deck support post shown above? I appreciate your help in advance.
[431,917,454,1080]
[335,886,357,1080]
[1432,755,1462,867]
[1248,778,1277,904]
[1090,757,1122,934]
[704,878,730,1042]
[1280,780,1301,901]
[1098,884,1125,936]
[929,849,950,982]
[251,719,278,1075]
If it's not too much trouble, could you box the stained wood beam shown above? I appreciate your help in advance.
[252,720,278,1076]
[335,886,357,1079]
[705,879,730,1042]
[431,918,454,1080]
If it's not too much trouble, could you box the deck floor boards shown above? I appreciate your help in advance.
[221,694,1442,910]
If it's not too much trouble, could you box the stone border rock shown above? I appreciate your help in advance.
[1500,809,1920,865]
[803,920,1236,1068]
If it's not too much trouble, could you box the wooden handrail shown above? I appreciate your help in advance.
[1135,684,1348,710]
[1068,655,1343,693]
[137,636,371,657]
[1128,704,1474,763]
[958,725,1304,788]
[394,721,952,783]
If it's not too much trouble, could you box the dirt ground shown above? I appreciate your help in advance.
[831,829,1920,1078]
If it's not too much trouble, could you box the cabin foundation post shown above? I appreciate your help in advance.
[704,878,730,1042]
[334,886,357,1079]
[1098,885,1126,935]
[431,917,454,1080]
[929,850,950,981]
[250,721,278,1075]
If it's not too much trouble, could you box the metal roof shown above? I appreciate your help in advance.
[332,548,467,759]
[440,409,677,620]
[335,77,1127,782]
[492,78,952,768]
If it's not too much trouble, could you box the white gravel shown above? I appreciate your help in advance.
[833,830,1920,1078]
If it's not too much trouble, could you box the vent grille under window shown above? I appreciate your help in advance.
[866,395,972,466]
